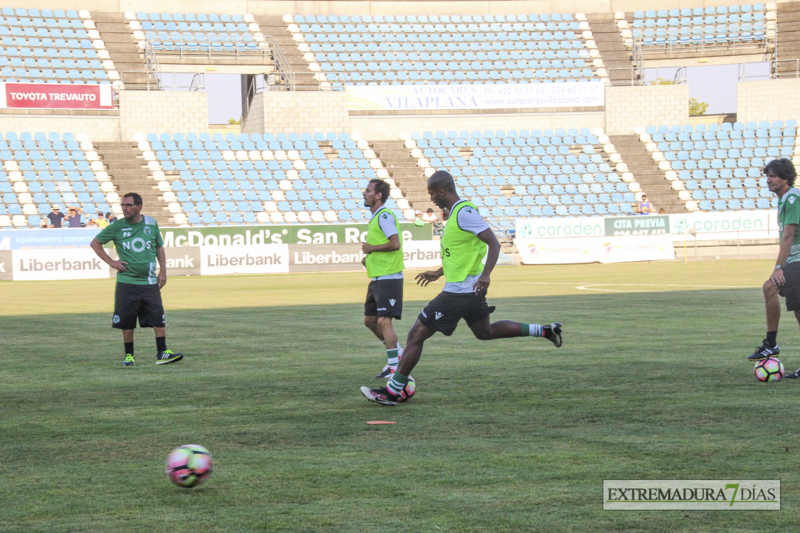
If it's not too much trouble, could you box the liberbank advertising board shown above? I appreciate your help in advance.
[0,223,438,280]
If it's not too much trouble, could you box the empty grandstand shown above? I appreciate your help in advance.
[0,1,797,234]
[0,7,120,87]
[286,12,608,88]
[0,131,115,228]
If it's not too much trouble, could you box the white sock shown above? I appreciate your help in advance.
[387,346,399,368]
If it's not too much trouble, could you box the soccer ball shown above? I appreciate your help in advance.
[388,376,416,402]
[754,357,784,382]
[165,445,213,488]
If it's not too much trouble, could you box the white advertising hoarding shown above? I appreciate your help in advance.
[403,240,442,268]
[517,235,675,264]
[516,217,605,240]
[12,248,111,280]
[200,244,290,275]
[347,82,605,111]
[669,210,777,240]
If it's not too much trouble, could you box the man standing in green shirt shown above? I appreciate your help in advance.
[748,159,800,378]
[362,179,405,379]
[361,171,563,405]
[90,192,183,366]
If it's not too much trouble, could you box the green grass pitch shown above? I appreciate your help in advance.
[2,260,800,532]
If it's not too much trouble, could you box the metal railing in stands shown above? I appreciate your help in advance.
[118,71,205,91]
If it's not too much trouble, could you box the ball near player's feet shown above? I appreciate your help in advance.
[390,375,416,402]
[754,357,784,382]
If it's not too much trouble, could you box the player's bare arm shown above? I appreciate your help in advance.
[156,245,167,289]
[362,233,401,255]
[473,228,501,293]
[416,267,444,287]
[771,223,796,287]
[90,237,128,273]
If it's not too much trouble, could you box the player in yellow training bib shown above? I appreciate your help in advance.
[361,171,563,406]
[361,179,406,379]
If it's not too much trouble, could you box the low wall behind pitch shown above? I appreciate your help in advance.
[0,222,436,280]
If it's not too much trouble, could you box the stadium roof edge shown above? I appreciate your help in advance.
[38,0,675,19]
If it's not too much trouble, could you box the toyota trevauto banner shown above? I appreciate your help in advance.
[0,82,114,109]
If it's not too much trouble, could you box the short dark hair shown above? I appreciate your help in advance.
[369,179,390,203]
[428,170,456,194]
[123,192,143,205]
[763,158,797,188]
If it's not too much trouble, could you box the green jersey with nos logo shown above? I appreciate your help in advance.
[96,215,164,284]
[778,188,800,265]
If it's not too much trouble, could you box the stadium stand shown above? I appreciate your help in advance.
[400,128,641,228]
[0,131,116,228]
[135,132,411,226]
[0,4,795,229]
[0,7,120,87]
[616,3,776,52]
[638,119,798,211]
[126,12,268,55]
[284,12,608,88]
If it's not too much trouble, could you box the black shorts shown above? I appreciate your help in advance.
[418,290,496,336]
[113,282,165,329]
[364,278,403,319]
[778,261,800,311]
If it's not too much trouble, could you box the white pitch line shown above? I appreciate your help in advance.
[575,283,754,292]
[492,281,757,291]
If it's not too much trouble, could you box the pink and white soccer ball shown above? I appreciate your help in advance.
[388,375,416,402]
[165,444,213,488]
[754,357,784,382]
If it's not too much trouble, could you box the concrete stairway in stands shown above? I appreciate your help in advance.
[92,12,156,90]
[609,134,686,214]
[369,140,435,213]
[776,1,800,77]
[253,15,319,90]
[586,13,637,86]
[95,142,172,225]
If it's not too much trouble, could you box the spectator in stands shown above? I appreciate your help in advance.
[658,208,666,215]
[422,208,438,224]
[748,158,800,380]
[91,212,109,229]
[107,212,118,223]
[46,205,65,228]
[635,195,652,215]
[66,206,84,228]
[413,210,424,226]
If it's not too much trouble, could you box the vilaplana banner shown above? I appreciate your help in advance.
[347,82,604,111]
